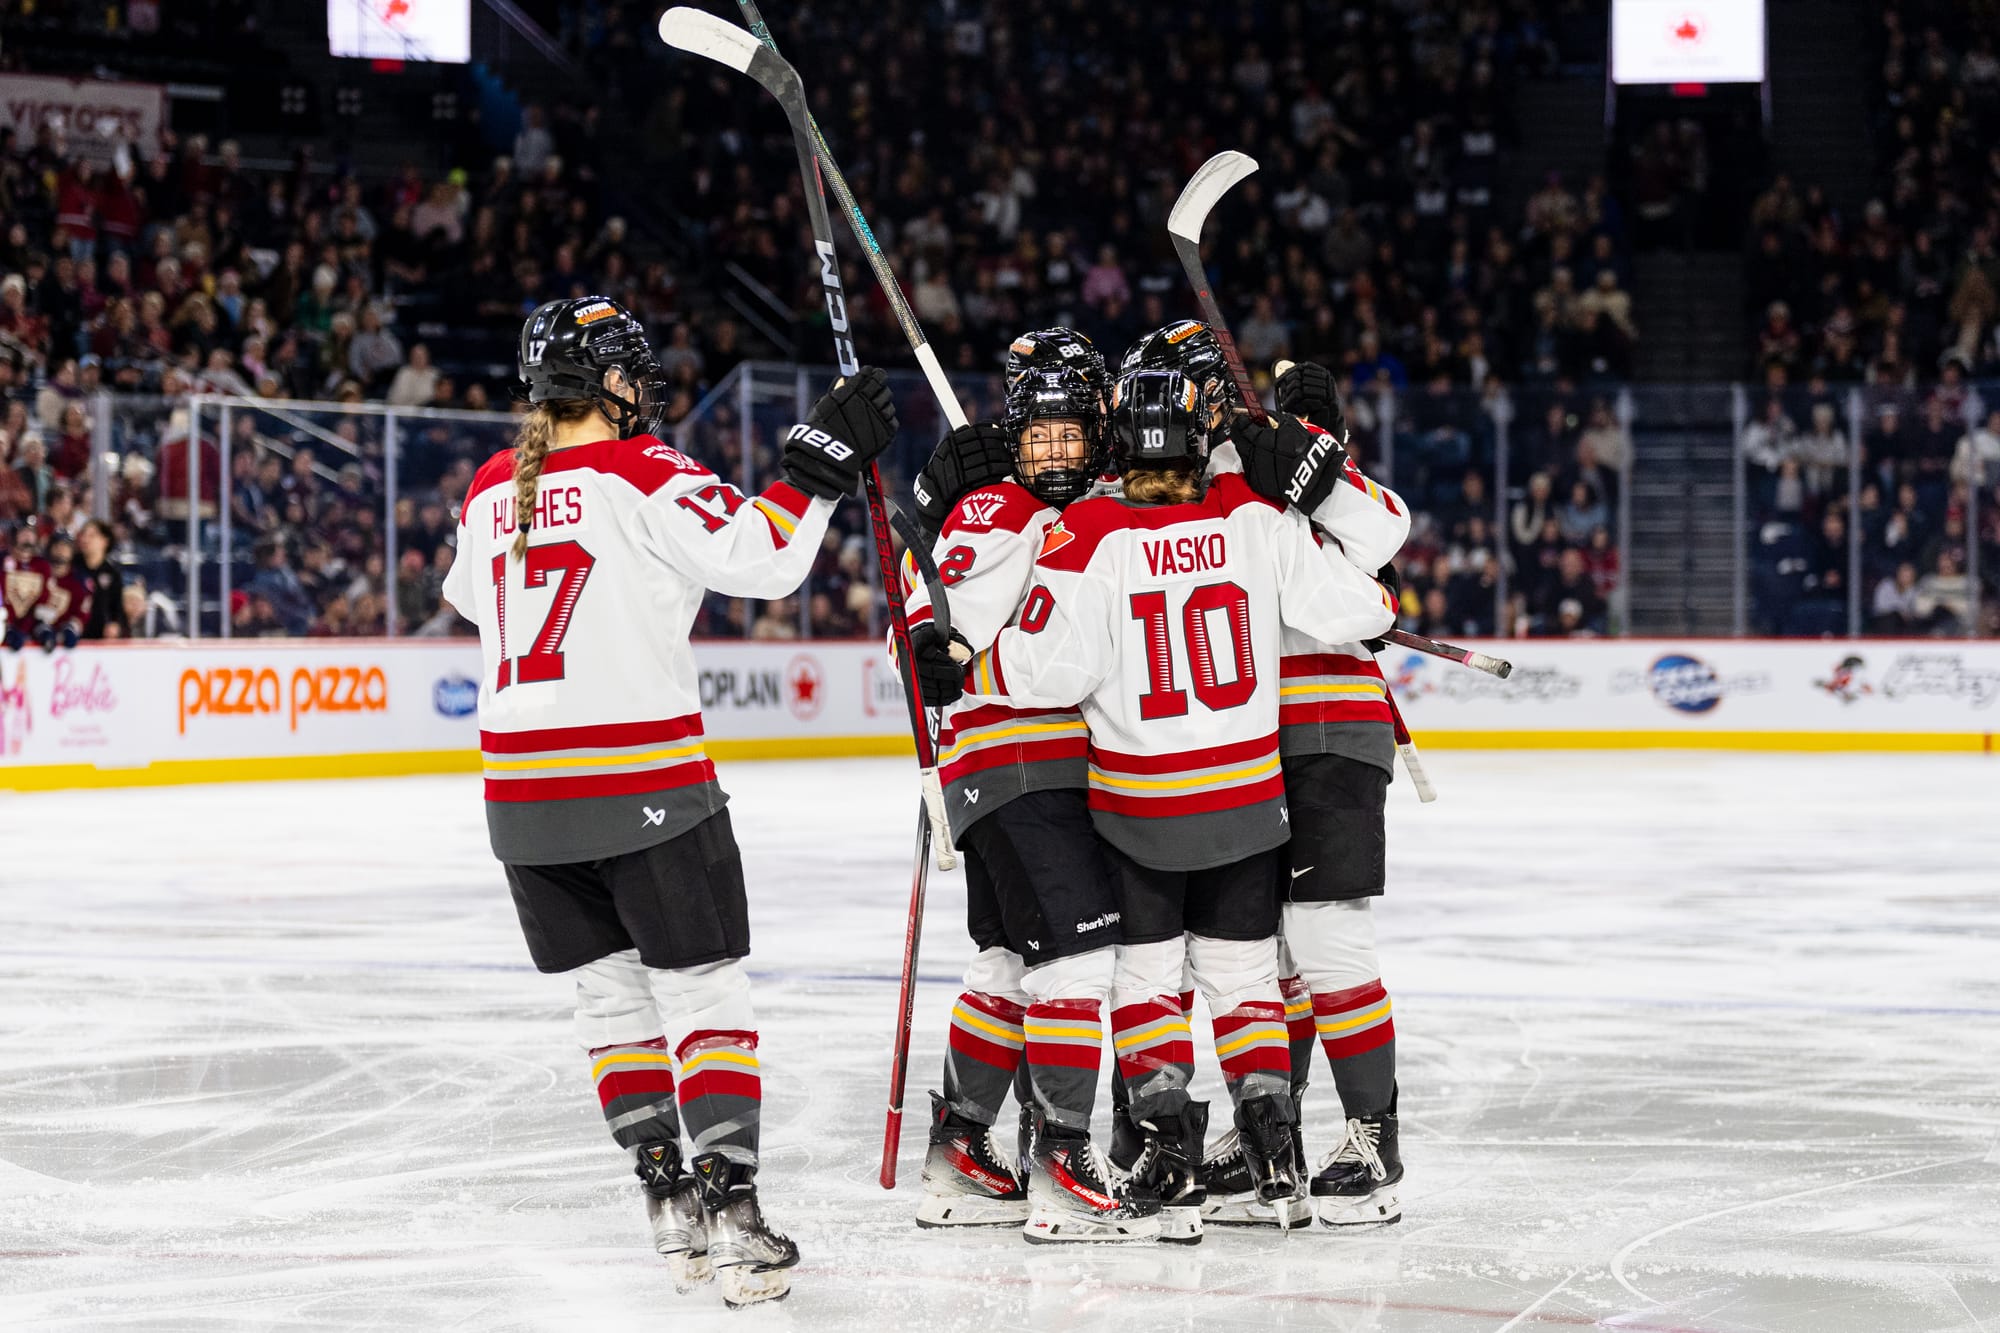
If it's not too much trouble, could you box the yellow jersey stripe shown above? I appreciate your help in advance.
[752,498,799,538]
[1022,1024,1103,1041]
[485,742,706,772]
[942,720,1090,762]
[1089,755,1280,792]
[1278,683,1387,697]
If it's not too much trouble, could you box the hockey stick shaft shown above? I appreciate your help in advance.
[1380,629,1513,678]
[1166,153,1269,427]
[1384,687,1436,803]
[659,6,949,1191]
[734,0,968,431]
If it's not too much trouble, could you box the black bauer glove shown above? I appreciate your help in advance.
[1273,359,1347,440]
[782,366,899,501]
[1363,561,1402,654]
[1237,411,1345,514]
[905,621,970,709]
[913,423,1015,540]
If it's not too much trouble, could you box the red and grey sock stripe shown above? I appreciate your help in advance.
[588,1036,678,1149]
[676,1028,761,1162]
[1024,998,1103,1131]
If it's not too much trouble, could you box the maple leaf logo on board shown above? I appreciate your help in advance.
[1671,14,1704,44]
[383,0,410,20]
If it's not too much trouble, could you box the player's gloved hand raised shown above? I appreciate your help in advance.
[1363,561,1402,654]
[1273,359,1346,437]
[905,622,970,709]
[913,423,1014,540]
[1237,411,1345,514]
[783,366,899,500]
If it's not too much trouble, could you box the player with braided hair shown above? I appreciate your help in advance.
[443,296,899,1305]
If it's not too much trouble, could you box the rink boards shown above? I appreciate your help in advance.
[1,638,1995,790]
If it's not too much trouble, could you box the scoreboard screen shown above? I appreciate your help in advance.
[1611,1,1765,85]
[328,0,472,64]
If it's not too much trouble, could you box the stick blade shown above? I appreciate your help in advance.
[1167,151,1260,242]
[658,5,760,72]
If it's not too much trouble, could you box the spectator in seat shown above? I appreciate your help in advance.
[75,518,124,641]
[1915,548,1971,634]
[1870,560,1924,634]
[751,595,800,640]
[247,536,313,636]
[1556,478,1607,545]
[1951,408,2000,489]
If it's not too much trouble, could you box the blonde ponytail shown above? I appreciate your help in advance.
[1123,465,1203,506]
[510,407,556,560]
[509,399,598,559]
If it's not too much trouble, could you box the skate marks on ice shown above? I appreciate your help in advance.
[0,757,1998,1330]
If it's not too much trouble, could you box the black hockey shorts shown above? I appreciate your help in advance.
[1282,753,1390,903]
[958,789,1123,967]
[1105,843,1284,947]
[503,809,750,974]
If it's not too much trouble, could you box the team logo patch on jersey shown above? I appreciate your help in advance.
[957,494,1006,530]
[1037,521,1075,560]
[643,443,701,471]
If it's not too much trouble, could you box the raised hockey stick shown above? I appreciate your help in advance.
[1167,151,1270,427]
[732,0,969,434]
[657,6,949,1193]
[1168,153,1445,798]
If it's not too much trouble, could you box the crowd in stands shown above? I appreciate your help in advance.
[6,0,1640,647]
[1738,0,2000,636]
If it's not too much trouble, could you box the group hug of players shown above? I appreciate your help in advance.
[447,294,1409,1307]
[898,324,1408,1245]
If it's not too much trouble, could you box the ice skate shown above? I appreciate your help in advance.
[1124,1101,1208,1244]
[1197,1126,1313,1229]
[693,1153,799,1307]
[1236,1095,1305,1230]
[1022,1116,1162,1244]
[915,1091,1029,1227]
[634,1142,711,1291]
[1311,1089,1403,1227]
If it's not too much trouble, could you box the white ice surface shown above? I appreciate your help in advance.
[1,753,1997,1332]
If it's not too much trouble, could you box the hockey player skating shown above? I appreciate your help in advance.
[917,366,1398,1242]
[441,296,897,1307]
[903,329,1163,1242]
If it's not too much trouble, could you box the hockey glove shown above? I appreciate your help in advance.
[1363,561,1402,654]
[913,424,1015,540]
[1237,412,1345,514]
[1273,360,1346,436]
[906,622,970,709]
[783,366,900,501]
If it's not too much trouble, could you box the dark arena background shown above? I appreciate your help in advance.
[0,2,1996,1330]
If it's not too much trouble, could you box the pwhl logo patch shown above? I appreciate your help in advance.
[1613,653,1770,714]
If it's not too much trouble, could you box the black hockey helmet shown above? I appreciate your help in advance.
[1110,368,1208,474]
[1003,363,1107,509]
[518,296,667,439]
[1121,319,1238,427]
[1006,327,1109,400]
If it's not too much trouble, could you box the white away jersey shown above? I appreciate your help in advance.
[902,481,1087,838]
[964,472,1397,871]
[443,434,831,865]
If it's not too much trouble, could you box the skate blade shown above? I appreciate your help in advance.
[914,1192,1031,1228]
[718,1264,793,1308]
[1022,1209,1162,1244]
[1202,1194,1313,1229]
[1157,1205,1204,1245]
[663,1249,714,1293]
[1314,1188,1402,1227]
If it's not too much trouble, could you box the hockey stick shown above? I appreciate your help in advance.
[1380,629,1512,678]
[1167,153,1443,798]
[732,0,969,433]
[1166,151,1270,427]
[657,7,948,1193]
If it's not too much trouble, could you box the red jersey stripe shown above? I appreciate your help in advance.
[1089,773,1286,819]
[484,760,717,803]
[481,714,705,754]
[1088,731,1280,775]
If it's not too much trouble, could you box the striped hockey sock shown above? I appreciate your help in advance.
[1279,975,1317,1091]
[1212,1000,1293,1110]
[1023,999,1103,1131]
[675,1029,761,1164]
[1111,995,1194,1120]
[1313,980,1396,1118]
[588,1036,679,1149]
[942,991,1026,1125]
